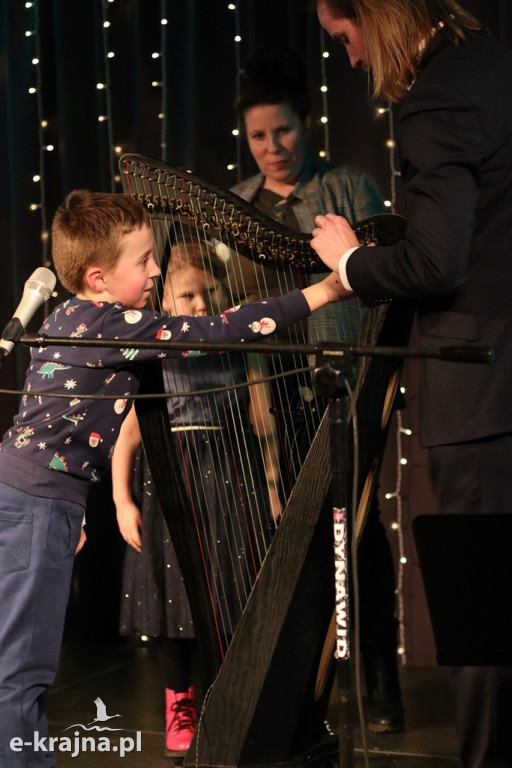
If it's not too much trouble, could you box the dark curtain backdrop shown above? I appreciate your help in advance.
[2,0,510,413]
[1,0,511,660]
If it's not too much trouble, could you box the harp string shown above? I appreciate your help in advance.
[137,172,301,647]
[144,160,318,486]
[120,155,395,662]
[190,173,319,501]
[158,292,270,645]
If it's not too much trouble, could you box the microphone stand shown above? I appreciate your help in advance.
[14,333,494,767]
[18,333,495,365]
[309,333,495,768]
[314,352,357,768]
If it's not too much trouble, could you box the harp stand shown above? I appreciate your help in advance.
[313,352,358,768]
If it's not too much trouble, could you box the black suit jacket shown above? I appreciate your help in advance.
[347,32,512,447]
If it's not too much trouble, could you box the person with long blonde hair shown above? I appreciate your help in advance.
[314,0,483,101]
[311,2,512,767]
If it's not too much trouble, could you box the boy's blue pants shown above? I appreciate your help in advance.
[0,482,83,767]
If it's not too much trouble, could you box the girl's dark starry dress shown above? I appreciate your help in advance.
[119,352,272,640]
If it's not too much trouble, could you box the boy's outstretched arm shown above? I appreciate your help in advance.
[300,271,353,312]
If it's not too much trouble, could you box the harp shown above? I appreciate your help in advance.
[119,154,413,767]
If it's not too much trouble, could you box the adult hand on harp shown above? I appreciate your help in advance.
[311,213,361,272]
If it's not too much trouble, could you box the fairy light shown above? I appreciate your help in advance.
[383,379,412,664]
[377,104,410,662]
[159,0,169,159]
[229,2,242,179]
[25,0,52,270]
[99,0,117,190]
[377,103,401,211]
[319,28,331,161]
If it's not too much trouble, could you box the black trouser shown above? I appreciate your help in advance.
[429,433,512,768]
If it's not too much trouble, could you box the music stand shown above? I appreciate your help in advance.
[413,514,512,666]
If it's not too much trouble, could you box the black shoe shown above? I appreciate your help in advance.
[364,653,404,733]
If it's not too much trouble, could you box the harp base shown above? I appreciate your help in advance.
[183,735,341,768]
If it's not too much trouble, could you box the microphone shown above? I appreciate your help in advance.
[0,267,57,362]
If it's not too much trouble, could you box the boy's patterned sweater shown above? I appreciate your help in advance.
[0,291,309,505]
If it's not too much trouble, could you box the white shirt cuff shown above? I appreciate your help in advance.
[338,247,359,291]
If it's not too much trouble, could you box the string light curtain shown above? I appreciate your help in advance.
[1,0,511,664]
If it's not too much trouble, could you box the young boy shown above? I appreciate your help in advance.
[0,189,345,766]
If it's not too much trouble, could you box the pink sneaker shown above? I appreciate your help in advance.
[165,687,197,756]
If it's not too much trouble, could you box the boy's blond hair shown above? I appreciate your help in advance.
[51,190,150,294]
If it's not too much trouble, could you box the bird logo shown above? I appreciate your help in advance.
[63,697,123,732]
[88,697,122,726]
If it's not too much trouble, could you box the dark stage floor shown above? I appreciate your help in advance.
[46,639,463,768]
